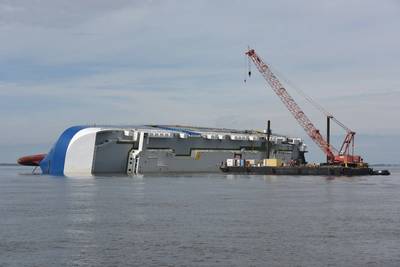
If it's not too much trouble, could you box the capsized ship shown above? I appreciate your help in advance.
[18,125,307,176]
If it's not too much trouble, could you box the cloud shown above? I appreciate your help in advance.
[0,0,140,28]
[0,0,399,162]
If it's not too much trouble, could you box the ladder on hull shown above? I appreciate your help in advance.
[127,132,145,175]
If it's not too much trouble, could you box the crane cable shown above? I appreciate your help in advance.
[265,62,352,133]
[244,53,252,83]
[243,51,351,133]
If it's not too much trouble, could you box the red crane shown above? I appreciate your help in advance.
[245,48,362,165]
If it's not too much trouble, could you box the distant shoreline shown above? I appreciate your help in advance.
[369,164,400,167]
[0,163,20,166]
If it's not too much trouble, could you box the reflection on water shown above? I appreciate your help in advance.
[65,178,96,266]
[1,166,400,266]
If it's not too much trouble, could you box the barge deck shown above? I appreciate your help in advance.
[220,165,378,176]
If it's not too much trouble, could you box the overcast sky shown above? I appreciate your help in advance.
[1,0,399,163]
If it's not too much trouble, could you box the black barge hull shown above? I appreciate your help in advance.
[220,166,373,176]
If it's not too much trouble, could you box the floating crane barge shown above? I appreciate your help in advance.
[219,48,389,176]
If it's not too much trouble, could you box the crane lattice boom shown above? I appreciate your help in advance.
[245,48,361,164]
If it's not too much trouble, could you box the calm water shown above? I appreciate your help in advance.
[1,166,400,267]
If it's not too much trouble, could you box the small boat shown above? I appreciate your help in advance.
[372,169,391,176]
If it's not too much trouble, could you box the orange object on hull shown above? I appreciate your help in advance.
[17,154,46,166]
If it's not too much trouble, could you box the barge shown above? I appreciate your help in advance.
[219,158,390,176]
[220,165,373,176]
